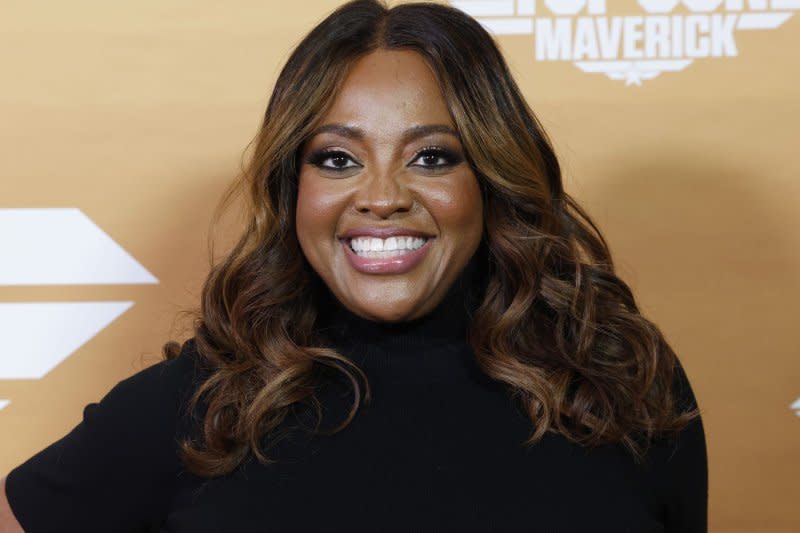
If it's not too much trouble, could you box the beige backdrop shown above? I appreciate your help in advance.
[1,1,798,531]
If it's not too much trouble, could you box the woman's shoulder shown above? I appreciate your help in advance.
[644,356,708,531]
[136,336,206,384]
[120,337,208,403]
[92,337,208,431]
[30,336,208,460]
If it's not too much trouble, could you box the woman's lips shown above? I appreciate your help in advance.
[341,237,433,274]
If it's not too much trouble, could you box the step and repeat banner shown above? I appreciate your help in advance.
[1,1,798,530]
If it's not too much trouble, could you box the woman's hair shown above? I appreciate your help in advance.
[163,0,700,478]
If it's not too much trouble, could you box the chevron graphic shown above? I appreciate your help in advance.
[0,208,159,411]
[0,208,157,285]
[0,301,133,380]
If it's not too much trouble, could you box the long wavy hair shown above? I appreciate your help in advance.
[163,0,700,478]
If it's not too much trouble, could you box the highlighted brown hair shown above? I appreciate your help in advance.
[164,0,700,477]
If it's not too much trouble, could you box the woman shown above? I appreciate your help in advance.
[1,0,707,531]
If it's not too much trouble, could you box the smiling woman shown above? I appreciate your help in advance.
[296,49,484,322]
[1,1,707,532]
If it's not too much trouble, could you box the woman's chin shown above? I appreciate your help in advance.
[336,294,428,323]
[347,304,416,323]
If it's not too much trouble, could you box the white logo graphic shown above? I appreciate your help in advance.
[0,208,158,411]
[0,302,133,380]
[0,208,157,285]
[450,0,800,85]
[792,397,800,416]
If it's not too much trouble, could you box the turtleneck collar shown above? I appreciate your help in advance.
[316,252,482,346]
[312,250,488,385]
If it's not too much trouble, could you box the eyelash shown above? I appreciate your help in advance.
[305,146,463,172]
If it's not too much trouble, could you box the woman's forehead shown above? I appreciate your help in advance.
[318,49,454,133]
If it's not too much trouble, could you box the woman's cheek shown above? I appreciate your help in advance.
[423,175,482,231]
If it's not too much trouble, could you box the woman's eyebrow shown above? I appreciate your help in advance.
[401,124,460,144]
[308,123,460,144]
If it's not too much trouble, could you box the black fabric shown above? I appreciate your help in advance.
[5,271,707,532]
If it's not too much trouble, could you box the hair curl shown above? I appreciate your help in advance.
[163,0,700,478]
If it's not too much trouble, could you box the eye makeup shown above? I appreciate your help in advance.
[305,148,360,171]
[304,144,465,174]
[409,146,464,169]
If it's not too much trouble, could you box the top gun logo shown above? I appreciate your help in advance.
[450,0,799,85]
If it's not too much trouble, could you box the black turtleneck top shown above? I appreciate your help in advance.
[5,270,708,533]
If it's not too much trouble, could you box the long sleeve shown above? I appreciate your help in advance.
[4,339,204,533]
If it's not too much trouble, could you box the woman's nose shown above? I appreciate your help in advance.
[353,168,413,218]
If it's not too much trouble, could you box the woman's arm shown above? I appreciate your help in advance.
[2,339,203,532]
[662,359,709,532]
[0,477,25,533]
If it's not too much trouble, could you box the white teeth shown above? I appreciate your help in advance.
[349,235,428,257]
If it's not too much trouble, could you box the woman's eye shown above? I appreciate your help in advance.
[306,147,462,172]
[307,150,360,171]
[410,148,462,169]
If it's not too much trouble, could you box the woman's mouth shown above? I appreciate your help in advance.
[341,235,433,274]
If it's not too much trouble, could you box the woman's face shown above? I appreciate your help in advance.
[296,49,483,322]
